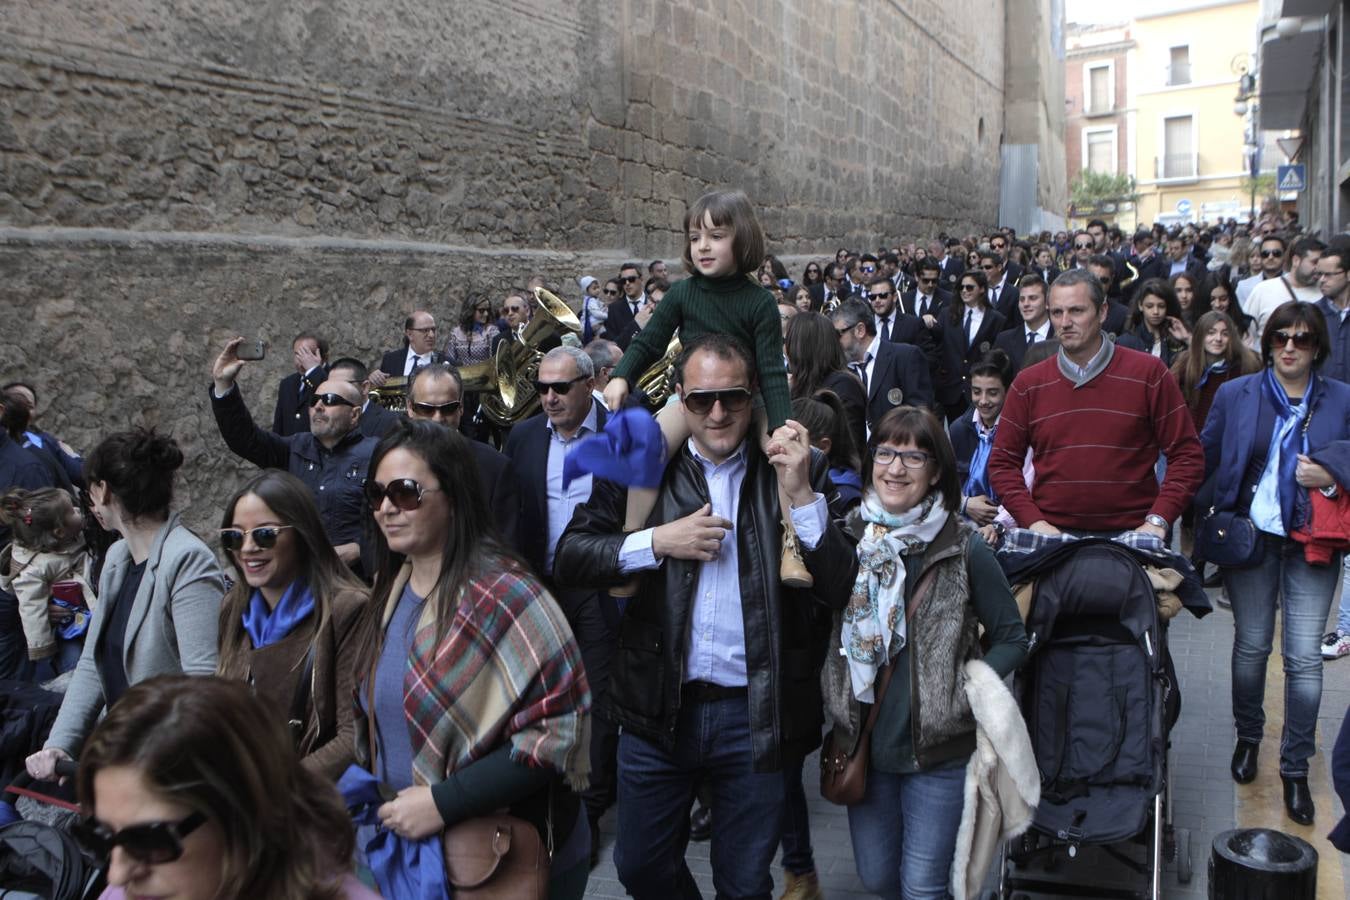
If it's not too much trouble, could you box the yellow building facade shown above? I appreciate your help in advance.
[1129,0,1258,226]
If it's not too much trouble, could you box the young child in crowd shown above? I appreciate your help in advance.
[791,392,862,517]
[578,275,609,343]
[603,188,805,593]
[0,487,96,678]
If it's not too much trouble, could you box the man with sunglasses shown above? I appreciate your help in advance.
[988,234,1023,286]
[369,310,443,388]
[977,250,1020,327]
[1237,234,1291,309]
[503,346,614,861]
[554,333,855,900]
[1245,236,1326,338]
[900,258,950,329]
[210,337,376,571]
[603,262,647,351]
[1067,229,1096,271]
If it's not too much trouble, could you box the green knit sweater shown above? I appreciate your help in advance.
[611,272,791,429]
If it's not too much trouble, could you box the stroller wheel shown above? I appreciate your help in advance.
[1175,828,1193,884]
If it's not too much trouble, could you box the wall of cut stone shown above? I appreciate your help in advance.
[0,0,1012,533]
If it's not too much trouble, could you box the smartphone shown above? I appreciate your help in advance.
[236,338,267,361]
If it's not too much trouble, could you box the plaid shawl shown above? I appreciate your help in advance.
[383,561,591,791]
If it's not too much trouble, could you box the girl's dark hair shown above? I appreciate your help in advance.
[1169,272,1209,324]
[458,292,490,331]
[950,269,989,325]
[792,390,861,473]
[760,255,788,281]
[84,429,183,521]
[865,406,961,513]
[0,487,77,552]
[356,418,526,674]
[1261,301,1332,368]
[801,261,824,286]
[1126,278,1185,333]
[785,312,847,400]
[0,389,31,440]
[217,472,367,677]
[681,189,766,277]
[969,348,1014,388]
[1170,311,1262,409]
[78,675,353,900]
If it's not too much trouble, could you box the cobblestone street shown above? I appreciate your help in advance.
[585,582,1350,899]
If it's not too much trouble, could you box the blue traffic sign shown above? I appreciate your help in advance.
[1176,199,1193,215]
[1278,164,1306,192]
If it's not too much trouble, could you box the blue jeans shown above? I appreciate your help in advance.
[614,696,786,900]
[779,753,815,876]
[847,763,965,900]
[1335,557,1350,635]
[1225,536,1340,777]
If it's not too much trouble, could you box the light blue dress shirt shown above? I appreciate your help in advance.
[544,402,599,573]
[618,439,829,687]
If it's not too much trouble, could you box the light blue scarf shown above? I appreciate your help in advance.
[1250,367,1318,536]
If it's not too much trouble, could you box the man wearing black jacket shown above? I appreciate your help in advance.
[554,334,854,900]
[272,332,328,437]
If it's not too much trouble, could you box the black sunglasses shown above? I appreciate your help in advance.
[1260,249,1284,258]
[918,276,938,283]
[602,288,620,296]
[219,525,295,551]
[73,811,207,865]
[410,400,462,417]
[366,478,443,511]
[1074,242,1093,249]
[309,393,356,408]
[682,387,753,416]
[534,374,586,396]
[1272,330,1315,350]
[620,275,640,283]
[867,291,894,300]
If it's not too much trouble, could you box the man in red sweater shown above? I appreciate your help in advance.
[989,269,1204,536]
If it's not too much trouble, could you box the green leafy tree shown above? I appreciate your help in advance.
[1070,171,1140,210]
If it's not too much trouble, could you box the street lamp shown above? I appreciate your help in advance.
[1233,59,1260,221]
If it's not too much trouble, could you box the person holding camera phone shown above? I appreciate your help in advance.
[208,337,378,575]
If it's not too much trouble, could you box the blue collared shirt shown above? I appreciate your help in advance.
[544,401,599,573]
[619,439,829,687]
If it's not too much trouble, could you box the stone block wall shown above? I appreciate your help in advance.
[1,0,1013,532]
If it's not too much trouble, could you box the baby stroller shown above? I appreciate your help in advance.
[0,760,104,899]
[997,542,1192,899]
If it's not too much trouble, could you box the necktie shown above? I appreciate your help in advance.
[963,310,973,347]
[919,295,930,317]
[989,286,1000,310]
[879,316,891,343]
[631,300,639,315]
[852,354,871,392]
[1026,330,1037,346]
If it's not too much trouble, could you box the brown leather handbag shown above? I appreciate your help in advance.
[819,661,895,806]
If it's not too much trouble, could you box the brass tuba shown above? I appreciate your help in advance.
[634,334,682,410]
[476,286,582,426]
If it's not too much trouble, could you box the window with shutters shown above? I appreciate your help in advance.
[1167,46,1191,86]
[1085,129,1115,173]
[1086,64,1113,114]
[1161,115,1196,179]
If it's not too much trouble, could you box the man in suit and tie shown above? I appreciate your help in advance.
[831,298,935,435]
[864,274,940,374]
[989,234,1023,286]
[940,238,966,293]
[809,262,852,312]
[604,262,647,349]
[368,310,443,387]
[900,258,950,327]
[271,332,329,437]
[978,251,1021,329]
[994,274,1053,372]
[502,346,616,860]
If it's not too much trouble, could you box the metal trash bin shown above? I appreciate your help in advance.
[1209,828,1316,899]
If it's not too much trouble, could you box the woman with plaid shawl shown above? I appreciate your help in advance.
[353,419,593,898]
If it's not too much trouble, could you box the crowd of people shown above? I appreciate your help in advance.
[1,196,1349,900]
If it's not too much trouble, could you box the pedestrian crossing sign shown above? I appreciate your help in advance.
[1277,164,1306,192]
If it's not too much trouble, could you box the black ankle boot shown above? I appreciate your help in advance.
[1282,775,1314,825]
[1231,740,1259,784]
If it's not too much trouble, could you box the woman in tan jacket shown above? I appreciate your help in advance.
[216,470,367,779]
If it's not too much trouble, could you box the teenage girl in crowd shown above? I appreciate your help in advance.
[1117,278,1191,367]
[792,392,863,516]
[602,189,807,592]
[0,486,96,678]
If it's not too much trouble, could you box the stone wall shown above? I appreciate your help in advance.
[1,0,1016,532]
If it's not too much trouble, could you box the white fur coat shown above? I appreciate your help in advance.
[950,658,1041,900]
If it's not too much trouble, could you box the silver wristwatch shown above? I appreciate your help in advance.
[1144,514,1168,530]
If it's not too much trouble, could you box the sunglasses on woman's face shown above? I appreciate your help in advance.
[73,811,206,865]
[365,478,443,512]
[219,525,294,551]
[1272,330,1315,351]
[602,288,620,296]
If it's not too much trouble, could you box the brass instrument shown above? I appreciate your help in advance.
[370,377,409,411]
[1118,259,1141,293]
[634,334,682,410]
[476,286,581,426]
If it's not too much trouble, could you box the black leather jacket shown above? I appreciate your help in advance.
[554,444,856,772]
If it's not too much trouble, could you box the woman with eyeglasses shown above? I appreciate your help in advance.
[355,418,592,896]
[824,406,1028,898]
[801,261,824,287]
[1117,278,1191,367]
[1201,301,1350,826]
[935,269,1005,423]
[26,430,225,783]
[76,675,378,899]
[213,470,367,780]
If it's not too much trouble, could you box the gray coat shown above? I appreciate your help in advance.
[45,514,225,755]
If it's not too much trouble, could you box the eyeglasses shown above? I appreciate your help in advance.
[806,267,820,274]
[620,275,640,283]
[407,325,437,334]
[960,284,979,293]
[872,447,932,468]
[504,306,527,315]
[534,374,587,396]
[991,242,1006,250]
[918,276,938,284]
[219,525,295,551]
[867,291,893,301]
[1272,330,1316,351]
[365,478,443,511]
[602,288,619,296]
[1074,242,1093,250]
[834,323,857,335]
[682,387,753,416]
[860,266,877,274]
[410,400,462,417]
[1260,249,1284,258]
[309,393,356,408]
[73,812,207,865]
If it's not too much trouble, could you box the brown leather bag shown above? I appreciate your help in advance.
[819,661,895,805]
[365,661,549,898]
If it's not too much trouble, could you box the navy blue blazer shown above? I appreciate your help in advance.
[993,323,1054,373]
[864,339,935,428]
[1200,372,1350,521]
[934,307,1007,407]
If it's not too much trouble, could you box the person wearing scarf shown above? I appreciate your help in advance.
[950,350,1015,540]
[1200,301,1350,827]
[824,406,1028,898]
[214,471,369,781]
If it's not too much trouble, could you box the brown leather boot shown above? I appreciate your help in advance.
[780,528,813,589]
[779,870,823,900]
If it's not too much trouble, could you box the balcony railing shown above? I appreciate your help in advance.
[1155,154,1197,180]
[1166,63,1191,86]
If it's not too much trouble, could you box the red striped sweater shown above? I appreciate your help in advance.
[989,345,1204,531]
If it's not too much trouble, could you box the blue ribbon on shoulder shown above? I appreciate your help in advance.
[338,765,449,900]
[563,406,665,489]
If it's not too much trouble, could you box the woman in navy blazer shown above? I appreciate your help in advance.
[1200,301,1350,827]
[934,269,1005,423]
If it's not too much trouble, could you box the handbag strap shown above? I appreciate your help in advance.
[288,644,316,743]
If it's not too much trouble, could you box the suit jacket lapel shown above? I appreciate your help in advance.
[868,345,888,403]
[120,515,177,668]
